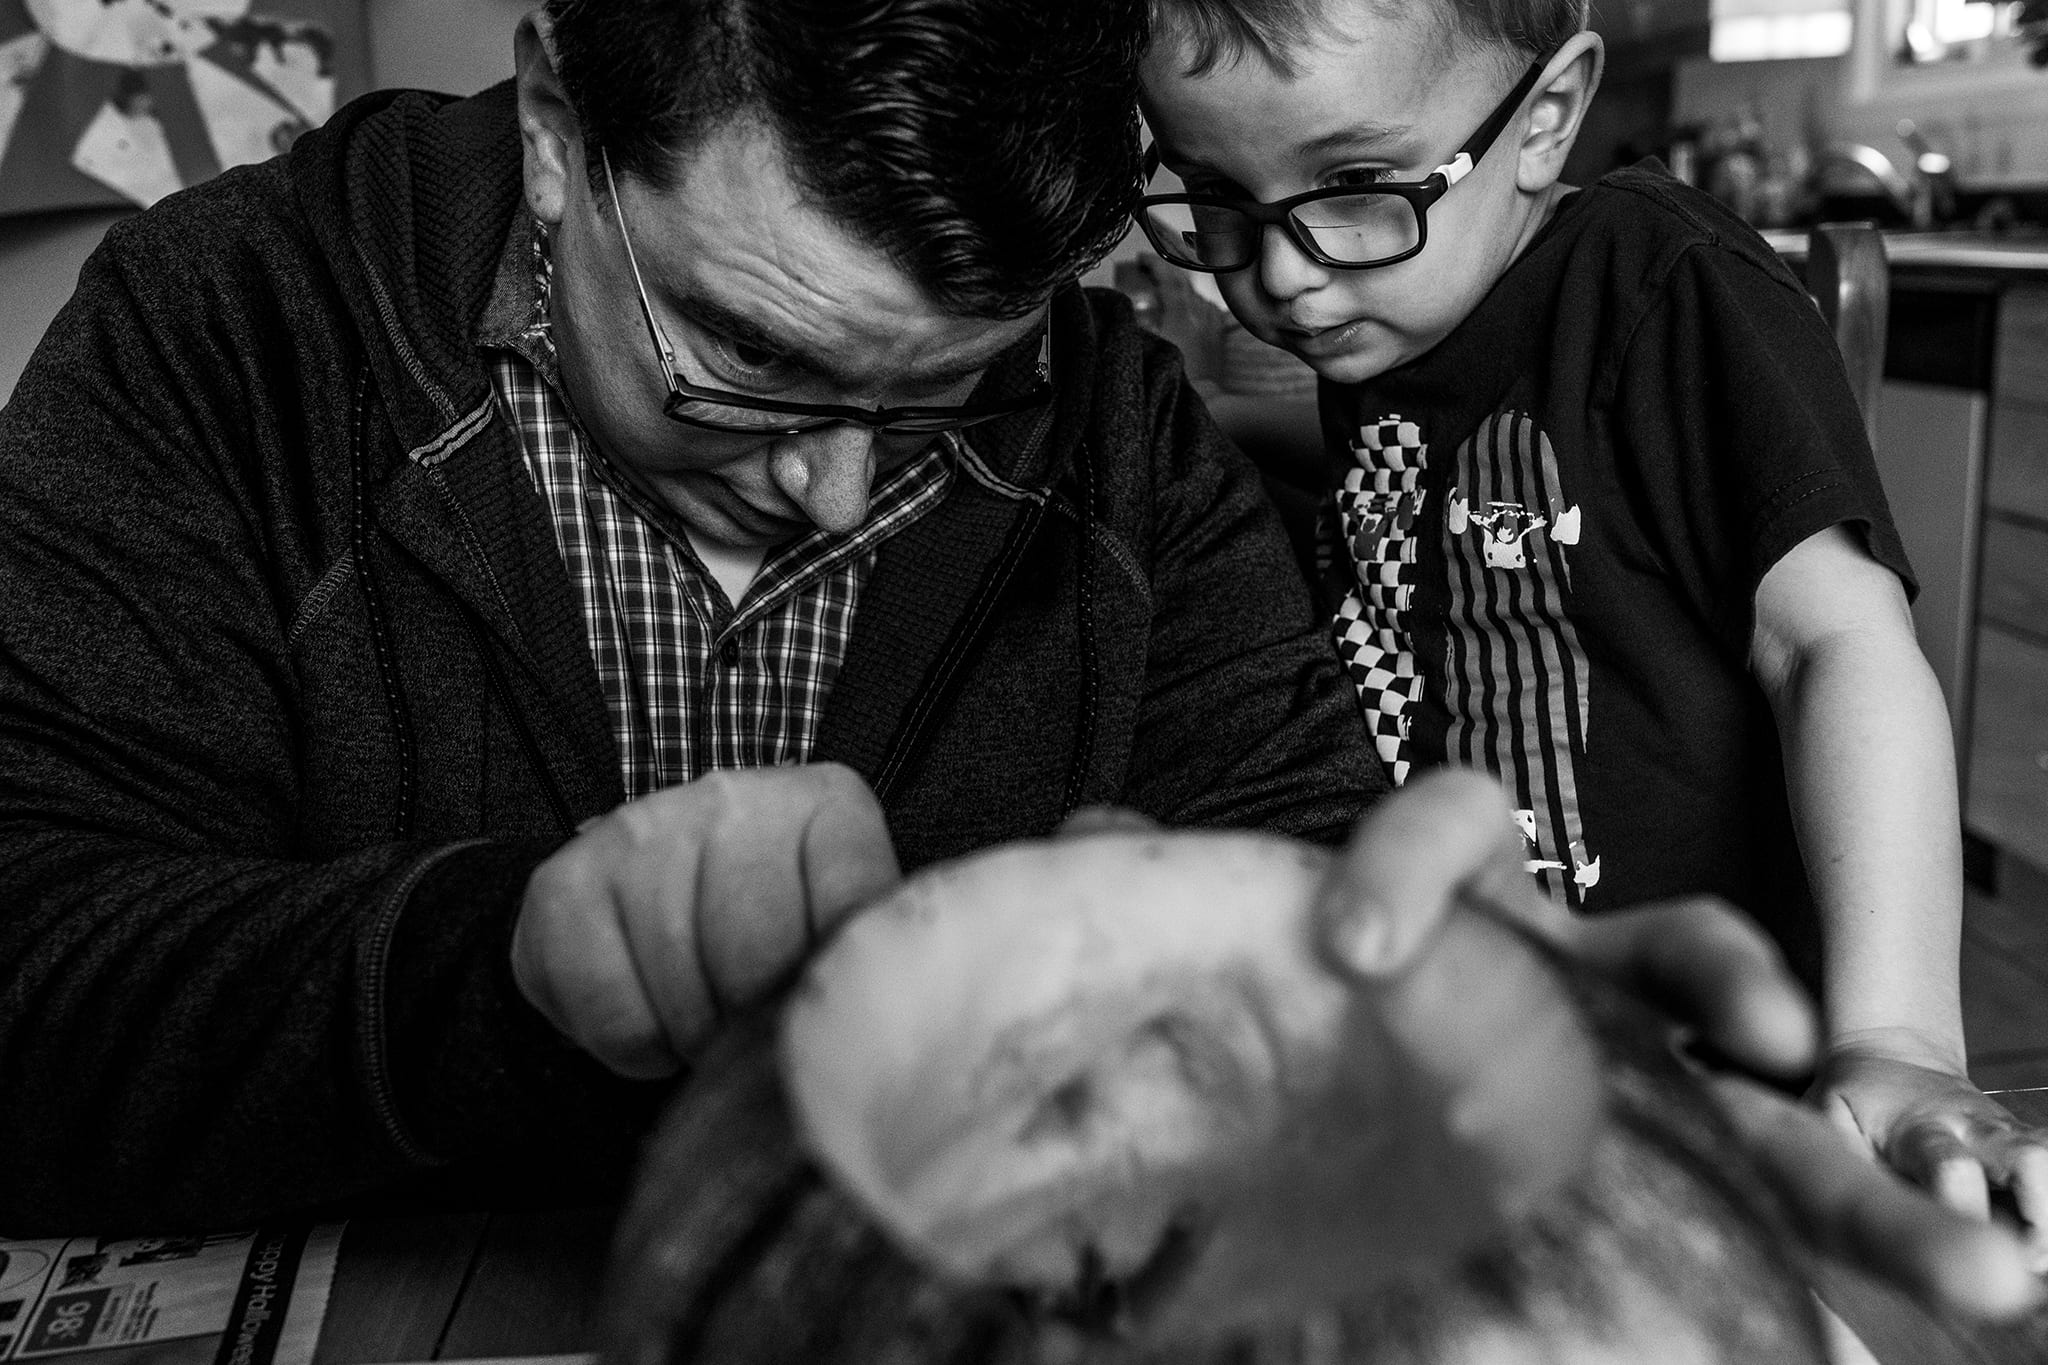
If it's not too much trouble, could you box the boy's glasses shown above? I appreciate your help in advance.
[600,151,1054,436]
[1135,60,1548,274]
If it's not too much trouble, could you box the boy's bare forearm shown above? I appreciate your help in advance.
[1750,526,1964,1062]
[1767,623,1965,1063]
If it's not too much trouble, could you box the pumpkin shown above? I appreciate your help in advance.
[601,829,1836,1363]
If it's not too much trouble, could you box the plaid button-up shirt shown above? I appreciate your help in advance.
[478,216,955,799]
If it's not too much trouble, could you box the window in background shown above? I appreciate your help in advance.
[1927,0,2003,42]
[1899,0,2029,62]
[1710,0,1854,60]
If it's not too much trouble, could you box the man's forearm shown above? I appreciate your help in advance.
[0,829,619,1232]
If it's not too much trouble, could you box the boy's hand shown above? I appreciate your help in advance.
[1714,1072,2047,1320]
[1320,769,2044,1319]
[1815,1034,2048,1272]
[1316,769,1817,1081]
[512,763,901,1079]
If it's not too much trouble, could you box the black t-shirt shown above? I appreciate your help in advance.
[1319,160,1912,981]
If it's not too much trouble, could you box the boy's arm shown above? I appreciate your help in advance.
[1751,521,2048,1259]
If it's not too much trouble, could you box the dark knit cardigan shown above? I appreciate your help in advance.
[0,83,1381,1232]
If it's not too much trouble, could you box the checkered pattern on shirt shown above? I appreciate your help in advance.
[485,237,953,799]
[1331,415,1429,785]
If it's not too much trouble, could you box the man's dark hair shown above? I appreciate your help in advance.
[1150,0,1588,78]
[545,0,1147,320]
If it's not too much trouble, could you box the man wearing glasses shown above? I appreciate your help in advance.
[0,0,1383,1230]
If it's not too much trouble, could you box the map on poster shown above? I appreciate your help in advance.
[0,0,368,216]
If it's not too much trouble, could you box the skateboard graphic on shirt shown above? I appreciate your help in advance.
[1335,409,1601,908]
[1448,498,1584,570]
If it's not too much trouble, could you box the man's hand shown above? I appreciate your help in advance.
[512,763,900,1079]
[1313,767,2043,1320]
[1816,1035,2048,1271]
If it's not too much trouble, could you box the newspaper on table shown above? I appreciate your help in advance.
[0,1225,342,1365]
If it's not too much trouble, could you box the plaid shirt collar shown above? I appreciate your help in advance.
[477,208,561,385]
[475,210,957,792]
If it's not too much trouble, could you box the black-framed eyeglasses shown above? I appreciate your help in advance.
[1134,59,1548,274]
[599,151,1054,437]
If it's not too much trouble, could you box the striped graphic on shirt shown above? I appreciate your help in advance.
[1442,412,1599,906]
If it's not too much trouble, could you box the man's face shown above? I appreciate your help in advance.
[1138,7,1552,385]
[538,119,1045,549]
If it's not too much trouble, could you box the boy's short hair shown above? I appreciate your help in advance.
[1150,0,1590,77]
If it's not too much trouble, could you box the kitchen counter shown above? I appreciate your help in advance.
[1762,226,2048,280]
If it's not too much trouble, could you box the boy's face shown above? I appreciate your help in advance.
[1138,8,1562,384]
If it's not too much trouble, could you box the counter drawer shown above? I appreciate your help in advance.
[1999,287,2048,408]
[1965,625,2048,872]
[1988,400,2048,523]
[1978,515,2048,635]
[1998,290,2048,409]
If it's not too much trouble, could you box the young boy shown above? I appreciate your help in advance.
[1134,0,2048,1234]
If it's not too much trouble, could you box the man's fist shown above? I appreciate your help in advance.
[512,763,900,1078]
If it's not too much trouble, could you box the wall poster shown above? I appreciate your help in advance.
[0,1,370,217]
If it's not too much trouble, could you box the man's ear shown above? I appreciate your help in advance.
[1514,31,1604,195]
[514,12,577,226]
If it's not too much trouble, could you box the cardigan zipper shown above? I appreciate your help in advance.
[459,602,578,835]
[871,496,1050,801]
[349,369,421,840]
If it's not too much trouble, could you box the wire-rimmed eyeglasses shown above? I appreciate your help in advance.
[1134,59,1548,274]
[599,151,1053,437]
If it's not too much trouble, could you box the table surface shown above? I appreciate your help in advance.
[312,1205,612,1365]
[310,1089,2048,1365]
